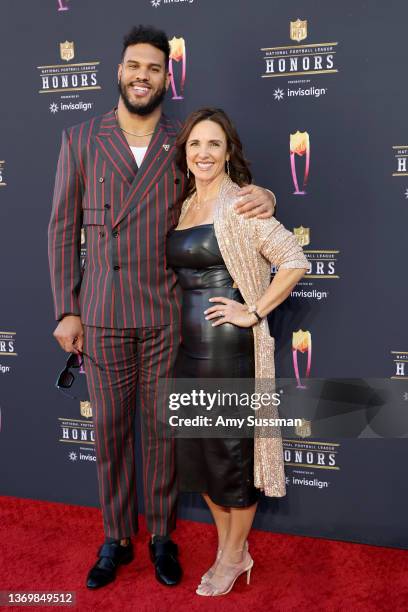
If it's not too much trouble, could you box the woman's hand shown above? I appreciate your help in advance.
[204,297,257,328]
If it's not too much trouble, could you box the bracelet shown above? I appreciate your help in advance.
[247,305,263,324]
[253,310,263,323]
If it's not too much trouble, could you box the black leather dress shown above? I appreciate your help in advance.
[166,224,259,507]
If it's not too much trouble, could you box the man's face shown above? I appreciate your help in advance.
[118,43,170,116]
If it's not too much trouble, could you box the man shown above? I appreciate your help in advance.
[48,25,276,590]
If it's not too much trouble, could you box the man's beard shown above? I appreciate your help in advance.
[118,79,167,116]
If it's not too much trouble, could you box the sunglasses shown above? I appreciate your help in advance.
[56,351,104,400]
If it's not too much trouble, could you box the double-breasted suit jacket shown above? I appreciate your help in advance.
[48,108,185,329]
[48,109,186,538]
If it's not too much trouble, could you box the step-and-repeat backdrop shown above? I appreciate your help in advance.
[1,0,407,549]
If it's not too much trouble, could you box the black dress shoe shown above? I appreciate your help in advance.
[149,539,182,586]
[86,541,134,589]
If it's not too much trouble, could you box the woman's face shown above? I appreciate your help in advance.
[185,119,229,184]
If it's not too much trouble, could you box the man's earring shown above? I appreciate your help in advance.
[187,167,190,179]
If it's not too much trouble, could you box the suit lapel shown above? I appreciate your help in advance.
[112,114,179,228]
[94,108,138,187]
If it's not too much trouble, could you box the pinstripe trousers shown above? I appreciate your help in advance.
[82,323,179,539]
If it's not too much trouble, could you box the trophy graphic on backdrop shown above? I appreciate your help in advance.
[290,131,310,195]
[292,329,312,389]
[168,37,186,100]
[57,0,69,11]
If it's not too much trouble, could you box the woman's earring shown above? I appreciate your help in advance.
[226,160,230,176]
[187,167,190,179]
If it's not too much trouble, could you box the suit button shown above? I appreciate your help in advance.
[174,178,180,185]
[99,231,105,237]
[104,204,111,209]
[112,230,119,237]
[99,177,104,183]
[114,265,120,271]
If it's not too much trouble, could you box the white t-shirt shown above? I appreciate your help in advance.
[130,146,148,168]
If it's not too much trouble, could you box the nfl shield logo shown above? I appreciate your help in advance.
[80,401,92,419]
[290,20,308,42]
[294,226,310,247]
[60,41,75,62]
[295,419,312,438]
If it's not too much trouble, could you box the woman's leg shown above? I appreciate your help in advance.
[197,502,257,596]
[200,494,231,582]
[202,494,231,550]
[222,503,257,562]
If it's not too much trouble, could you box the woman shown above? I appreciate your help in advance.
[166,108,308,596]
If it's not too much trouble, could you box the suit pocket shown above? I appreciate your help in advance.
[82,209,105,226]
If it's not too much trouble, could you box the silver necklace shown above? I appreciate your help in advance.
[115,110,154,137]
[193,193,217,211]
[120,127,154,137]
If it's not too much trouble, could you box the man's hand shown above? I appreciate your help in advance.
[53,315,84,354]
[234,185,276,219]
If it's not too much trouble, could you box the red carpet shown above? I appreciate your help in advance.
[1,496,408,611]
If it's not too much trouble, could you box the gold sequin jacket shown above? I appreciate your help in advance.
[179,177,309,497]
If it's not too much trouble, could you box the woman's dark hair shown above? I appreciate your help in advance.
[175,107,252,204]
[122,25,170,67]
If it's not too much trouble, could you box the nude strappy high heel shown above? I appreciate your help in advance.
[200,540,249,584]
[200,547,222,584]
[196,550,254,597]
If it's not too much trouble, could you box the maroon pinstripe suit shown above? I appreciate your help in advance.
[48,108,185,538]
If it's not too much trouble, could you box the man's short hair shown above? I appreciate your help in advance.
[122,25,170,68]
